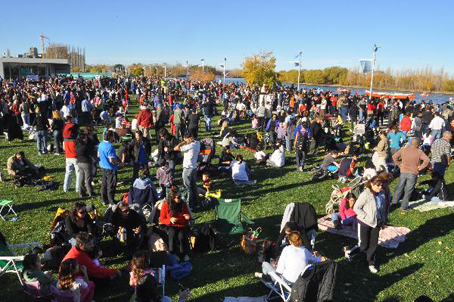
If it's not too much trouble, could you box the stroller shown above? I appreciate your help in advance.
[198,137,217,174]
[325,176,363,215]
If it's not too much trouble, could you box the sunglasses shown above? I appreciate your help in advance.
[78,211,86,215]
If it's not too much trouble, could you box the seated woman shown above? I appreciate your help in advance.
[65,202,95,241]
[159,189,191,261]
[262,231,321,285]
[231,155,254,183]
[22,253,55,296]
[56,259,95,302]
[266,140,285,168]
[135,272,190,302]
[330,192,357,229]
[419,171,448,202]
[112,203,147,258]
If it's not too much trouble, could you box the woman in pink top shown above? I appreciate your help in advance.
[331,192,357,228]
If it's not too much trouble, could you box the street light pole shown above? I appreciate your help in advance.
[164,63,167,78]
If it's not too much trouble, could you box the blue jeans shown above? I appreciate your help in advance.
[53,130,62,154]
[433,162,447,177]
[331,213,356,226]
[182,168,198,207]
[431,129,442,140]
[36,130,47,153]
[358,109,364,123]
[340,107,348,122]
[204,115,212,132]
[64,158,80,192]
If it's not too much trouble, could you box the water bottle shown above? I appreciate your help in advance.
[119,228,127,242]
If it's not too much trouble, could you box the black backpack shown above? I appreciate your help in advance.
[191,222,218,252]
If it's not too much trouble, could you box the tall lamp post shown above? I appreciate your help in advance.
[290,52,302,91]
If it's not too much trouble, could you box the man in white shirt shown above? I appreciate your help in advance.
[429,113,446,140]
[175,134,201,208]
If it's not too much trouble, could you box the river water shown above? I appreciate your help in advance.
[216,77,454,105]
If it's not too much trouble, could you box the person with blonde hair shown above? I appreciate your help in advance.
[52,110,64,155]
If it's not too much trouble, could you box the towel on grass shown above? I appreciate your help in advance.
[318,215,410,249]
[409,200,454,212]
[224,297,267,302]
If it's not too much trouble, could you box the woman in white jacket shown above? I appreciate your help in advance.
[345,175,387,274]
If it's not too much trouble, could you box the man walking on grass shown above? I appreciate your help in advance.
[392,138,430,211]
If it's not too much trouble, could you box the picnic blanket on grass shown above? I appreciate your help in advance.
[318,215,410,249]
[409,200,454,212]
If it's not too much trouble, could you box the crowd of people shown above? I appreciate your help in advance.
[1,74,453,301]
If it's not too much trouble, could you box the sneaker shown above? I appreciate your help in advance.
[369,265,378,274]
[183,254,190,261]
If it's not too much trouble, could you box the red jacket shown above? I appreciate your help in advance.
[61,246,118,279]
[137,109,153,128]
[400,116,412,132]
[63,123,74,139]
[159,201,190,227]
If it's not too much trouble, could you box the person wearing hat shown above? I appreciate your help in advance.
[136,105,154,139]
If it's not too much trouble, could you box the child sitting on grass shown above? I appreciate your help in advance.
[363,160,377,180]
[254,146,268,165]
[57,259,95,302]
[22,253,55,296]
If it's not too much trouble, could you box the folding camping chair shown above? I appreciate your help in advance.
[260,264,314,302]
[215,198,254,235]
[0,232,42,286]
[0,199,17,220]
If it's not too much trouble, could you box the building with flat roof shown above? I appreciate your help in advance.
[0,57,70,80]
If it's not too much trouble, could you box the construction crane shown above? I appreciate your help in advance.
[40,34,50,60]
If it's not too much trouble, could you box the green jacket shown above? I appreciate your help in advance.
[23,269,54,295]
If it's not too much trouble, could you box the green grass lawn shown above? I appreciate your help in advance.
[1,99,453,302]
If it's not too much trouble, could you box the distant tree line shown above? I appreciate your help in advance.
[279,66,454,92]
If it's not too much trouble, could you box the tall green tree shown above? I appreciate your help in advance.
[242,52,279,86]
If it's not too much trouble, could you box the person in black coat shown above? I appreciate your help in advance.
[157,128,178,171]
[112,203,147,258]
[65,201,95,239]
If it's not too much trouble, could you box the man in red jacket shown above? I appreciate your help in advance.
[136,106,153,139]
[62,232,121,283]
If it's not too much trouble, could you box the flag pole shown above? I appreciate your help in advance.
[297,51,302,91]
[369,46,377,100]
[223,58,226,83]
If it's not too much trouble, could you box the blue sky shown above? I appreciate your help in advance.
[1,0,453,74]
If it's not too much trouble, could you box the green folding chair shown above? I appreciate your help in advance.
[0,232,41,286]
[215,198,254,235]
[0,200,17,221]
